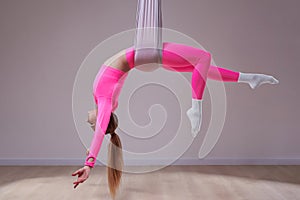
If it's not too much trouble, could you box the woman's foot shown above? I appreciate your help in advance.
[186,99,203,137]
[238,73,279,89]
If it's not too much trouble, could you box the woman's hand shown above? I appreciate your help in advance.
[71,166,91,189]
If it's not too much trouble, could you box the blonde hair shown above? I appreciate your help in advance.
[105,112,123,199]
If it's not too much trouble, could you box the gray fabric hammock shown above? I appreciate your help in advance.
[134,0,162,71]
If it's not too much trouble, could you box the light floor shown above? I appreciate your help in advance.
[0,165,299,200]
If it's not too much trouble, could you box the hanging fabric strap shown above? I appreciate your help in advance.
[134,0,162,70]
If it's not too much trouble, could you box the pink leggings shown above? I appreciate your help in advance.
[126,42,240,99]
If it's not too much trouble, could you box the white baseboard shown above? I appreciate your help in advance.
[0,157,299,166]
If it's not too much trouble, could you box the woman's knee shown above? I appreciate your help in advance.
[186,46,212,64]
[194,51,211,71]
[201,51,212,63]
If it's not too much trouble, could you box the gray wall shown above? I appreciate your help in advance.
[0,0,299,166]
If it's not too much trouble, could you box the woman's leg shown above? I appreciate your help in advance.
[162,42,212,136]
[164,64,279,89]
[126,43,279,87]
[164,64,239,82]
[162,42,212,100]
[161,42,279,136]
[161,43,279,88]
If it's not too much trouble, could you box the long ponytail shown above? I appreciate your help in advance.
[105,112,123,199]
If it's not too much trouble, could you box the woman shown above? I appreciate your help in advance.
[71,42,279,198]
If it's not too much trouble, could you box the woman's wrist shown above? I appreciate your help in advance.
[84,165,93,169]
[85,149,95,168]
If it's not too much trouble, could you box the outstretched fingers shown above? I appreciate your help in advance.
[72,168,87,189]
[71,169,83,176]
[73,175,87,188]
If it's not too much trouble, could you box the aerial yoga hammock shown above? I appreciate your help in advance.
[72,0,279,198]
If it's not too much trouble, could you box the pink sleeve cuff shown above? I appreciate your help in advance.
[84,154,96,168]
